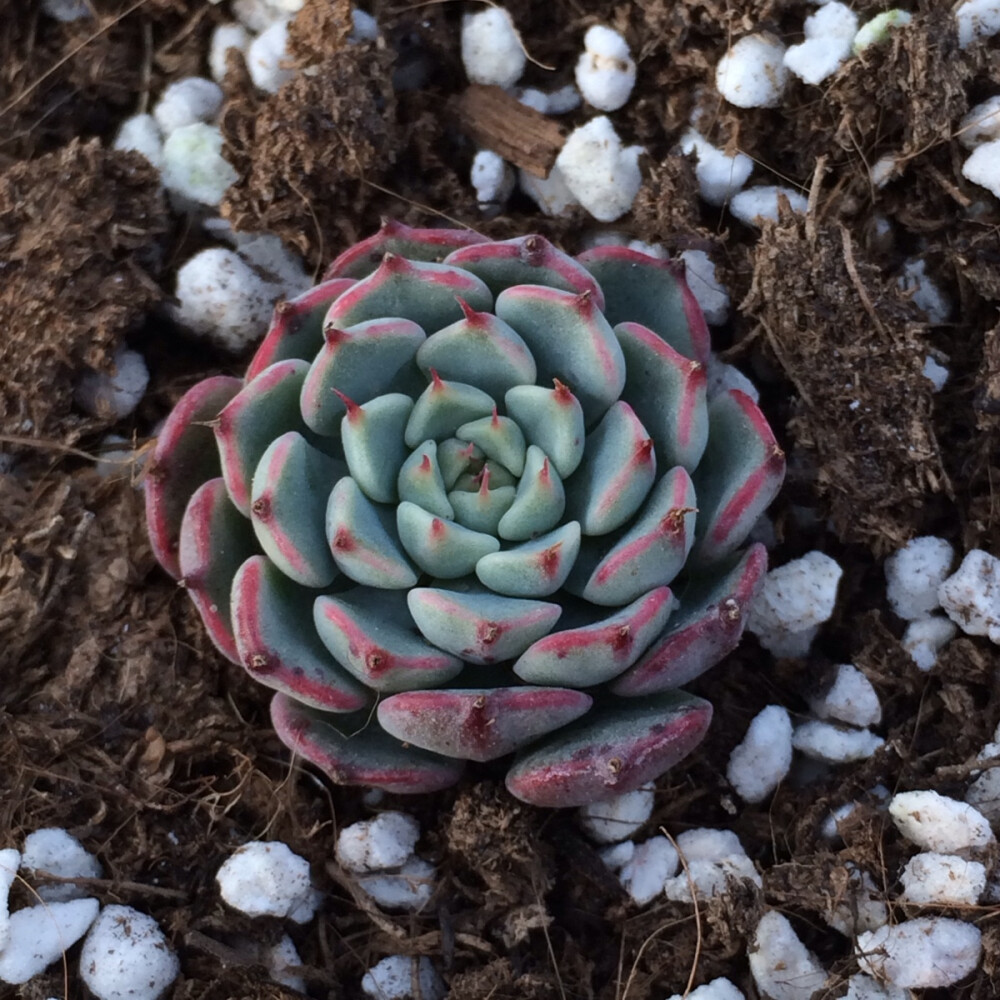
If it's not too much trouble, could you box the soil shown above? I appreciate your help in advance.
[2,1,1000,998]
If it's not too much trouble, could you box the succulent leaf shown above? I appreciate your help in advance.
[615,321,709,471]
[145,375,242,579]
[326,477,418,589]
[444,235,604,305]
[456,410,526,477]
[690,391,785,564]
[475,521,581,597]
[271,693,465,794]
[513,586,675,687]
[405,374,496,448]
[497,444,566,541]
[179,478,257,663]
[505,691,713,808]
[250,431,343,587]
[377,686,593,761]
[504,381,585,479]
[447,471,516,535]
[571,466,697,607]
[324,219,489,280]
[565,401,656,536]
[246,278,355,381]
[397,500,500,577]
[415,300,537,399]
[407,587,562,664]
[339,391,413,503]
[326,254,492,332]
[216,359,312,516]
[314,588,464,691]
[300,317,425,436]
[397,440,455,517]
[496,285,626,425]
[611,543,767,695]
[577,246,711,364]
[232,555,371,711]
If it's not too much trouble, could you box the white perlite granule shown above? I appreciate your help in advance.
[885,536,954,620]
[726,705,793,803]
[216,841,318,922]
[749,911,828,1000]
[575,25,636,112]
[889,789,995,852]
[715,34,788,108]
[461,7,525,89]
[900,852,986,905]
[938,549,1000,642]
[808,664,881,727]
[856,918,981,988]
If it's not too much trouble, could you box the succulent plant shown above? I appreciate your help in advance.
[146,221,784,808]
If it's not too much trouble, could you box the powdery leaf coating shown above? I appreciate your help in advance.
[715,34,788,109]
[808,664,881,727]
[885,536,954,621]
[21,827,102,902]
[578,782,654,844]
[461,7,525,89]
[618,835,678,905]
[792,721,884,763]
[889,790,995,852]
[336,811,421,873]
[900,852,987,906]
[856,918,982,988]
[79,905,178,1000]
[726,705,793,803]
[216,841,318,922]
[938,549,1000,641]
[749,911,828,1000]
[361,955,446,1000]
[0,898,99,986]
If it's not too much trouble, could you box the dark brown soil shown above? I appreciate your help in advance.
[3,1,1000,998]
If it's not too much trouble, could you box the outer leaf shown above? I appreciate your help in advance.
[615,321,708,472]
[324,219,488,279]
[250,431,343,587]
[505,692,712,808]
[232,555,370,711]
[407,587,562,664]
[377,687,593,761]
[577,245,711,364]
[496,285,626,425]
[246,278,355,381]
[572,467,697,607]
[145,375,241,579]
[445,235,605,305]
[314,588,464,692]
[611,543,767,695]
[690,391,785,564]
[216,359,311,516]
[300,318,424,437]
[271,693,465,794]
[513,587,674,687]
[326,254,492,332]
[178,478,257,664]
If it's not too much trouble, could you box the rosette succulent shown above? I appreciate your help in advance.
[146,221,784,808]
